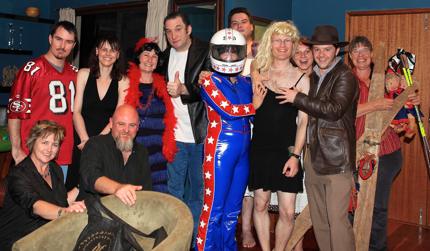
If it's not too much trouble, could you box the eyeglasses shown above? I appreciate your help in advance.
[271,39,292,46]
[350,47,371,55]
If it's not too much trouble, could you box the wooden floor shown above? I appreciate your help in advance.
[236,216,430,251]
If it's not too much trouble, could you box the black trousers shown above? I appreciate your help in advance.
[369,149,402,251]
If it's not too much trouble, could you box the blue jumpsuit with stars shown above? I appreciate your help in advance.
[196,72,255,251]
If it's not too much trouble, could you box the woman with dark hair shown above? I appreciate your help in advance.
[349,36,420,251]
[125,38,176,193]
[0,120,85,250]
[66,34,129,190]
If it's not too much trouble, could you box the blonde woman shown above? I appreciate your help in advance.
[249,21,309,251]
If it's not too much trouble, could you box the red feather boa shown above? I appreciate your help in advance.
[125,62,177,162]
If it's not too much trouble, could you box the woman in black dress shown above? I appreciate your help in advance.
[66,34,129,190]
[0,120,85,250]
[249,21,309,251]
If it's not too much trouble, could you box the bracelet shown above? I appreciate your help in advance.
[57,208,63,218]
[289,152,301,160]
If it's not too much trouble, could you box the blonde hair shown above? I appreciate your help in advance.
[254,21,300,72]
[26,120,65,153]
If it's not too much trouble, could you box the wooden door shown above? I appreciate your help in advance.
[346,9,430,226]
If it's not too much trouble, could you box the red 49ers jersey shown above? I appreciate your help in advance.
[8,56,77,165]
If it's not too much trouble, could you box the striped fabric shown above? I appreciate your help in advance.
[136,84,168,193]
[354,72,401,157]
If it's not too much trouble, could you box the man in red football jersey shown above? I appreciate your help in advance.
[8,21,78,180]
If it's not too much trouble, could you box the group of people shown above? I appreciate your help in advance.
[0,6,421,251]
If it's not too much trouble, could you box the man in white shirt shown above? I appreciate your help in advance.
[161,11,210,245]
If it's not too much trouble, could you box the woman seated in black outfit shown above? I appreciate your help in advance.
[0,120,85,250]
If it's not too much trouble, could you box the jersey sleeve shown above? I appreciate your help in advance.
[200,74,255,120]
[7,61,40,119]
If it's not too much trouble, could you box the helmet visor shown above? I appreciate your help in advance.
[211,45,246,63]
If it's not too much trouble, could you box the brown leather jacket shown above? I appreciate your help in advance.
[294,61,358,175]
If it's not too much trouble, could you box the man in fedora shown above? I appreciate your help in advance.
[277,25,358,251]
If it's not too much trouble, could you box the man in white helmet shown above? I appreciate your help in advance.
[195,28,256,251]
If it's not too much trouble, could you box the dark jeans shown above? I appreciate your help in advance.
[369,150,402,251]
[167,141,204,245]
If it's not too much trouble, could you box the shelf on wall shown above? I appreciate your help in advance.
[0,86,11,92]
[0,49,32,55]
[0,12,54,24]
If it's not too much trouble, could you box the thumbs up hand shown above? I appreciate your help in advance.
[167,71,183,98]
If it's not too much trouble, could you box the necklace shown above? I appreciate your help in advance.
[140,84,155,112]
[39,168,50,178]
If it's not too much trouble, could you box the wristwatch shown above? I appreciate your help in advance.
[57,208,63,218]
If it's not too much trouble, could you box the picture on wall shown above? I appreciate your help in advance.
[253,16,271,42]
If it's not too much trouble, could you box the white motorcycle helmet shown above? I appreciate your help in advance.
[210,28,247,74]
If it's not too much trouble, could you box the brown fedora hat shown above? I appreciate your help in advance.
[305,25,349,47]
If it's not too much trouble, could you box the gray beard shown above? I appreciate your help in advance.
[114,136,133,152]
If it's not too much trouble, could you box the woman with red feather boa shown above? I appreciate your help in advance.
[125,38,177,192]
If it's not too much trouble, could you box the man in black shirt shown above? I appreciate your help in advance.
[80,104,152,206]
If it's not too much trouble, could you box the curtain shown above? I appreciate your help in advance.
[145,0,169,50]
[59,8,80,66]
[59,8,75,23]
